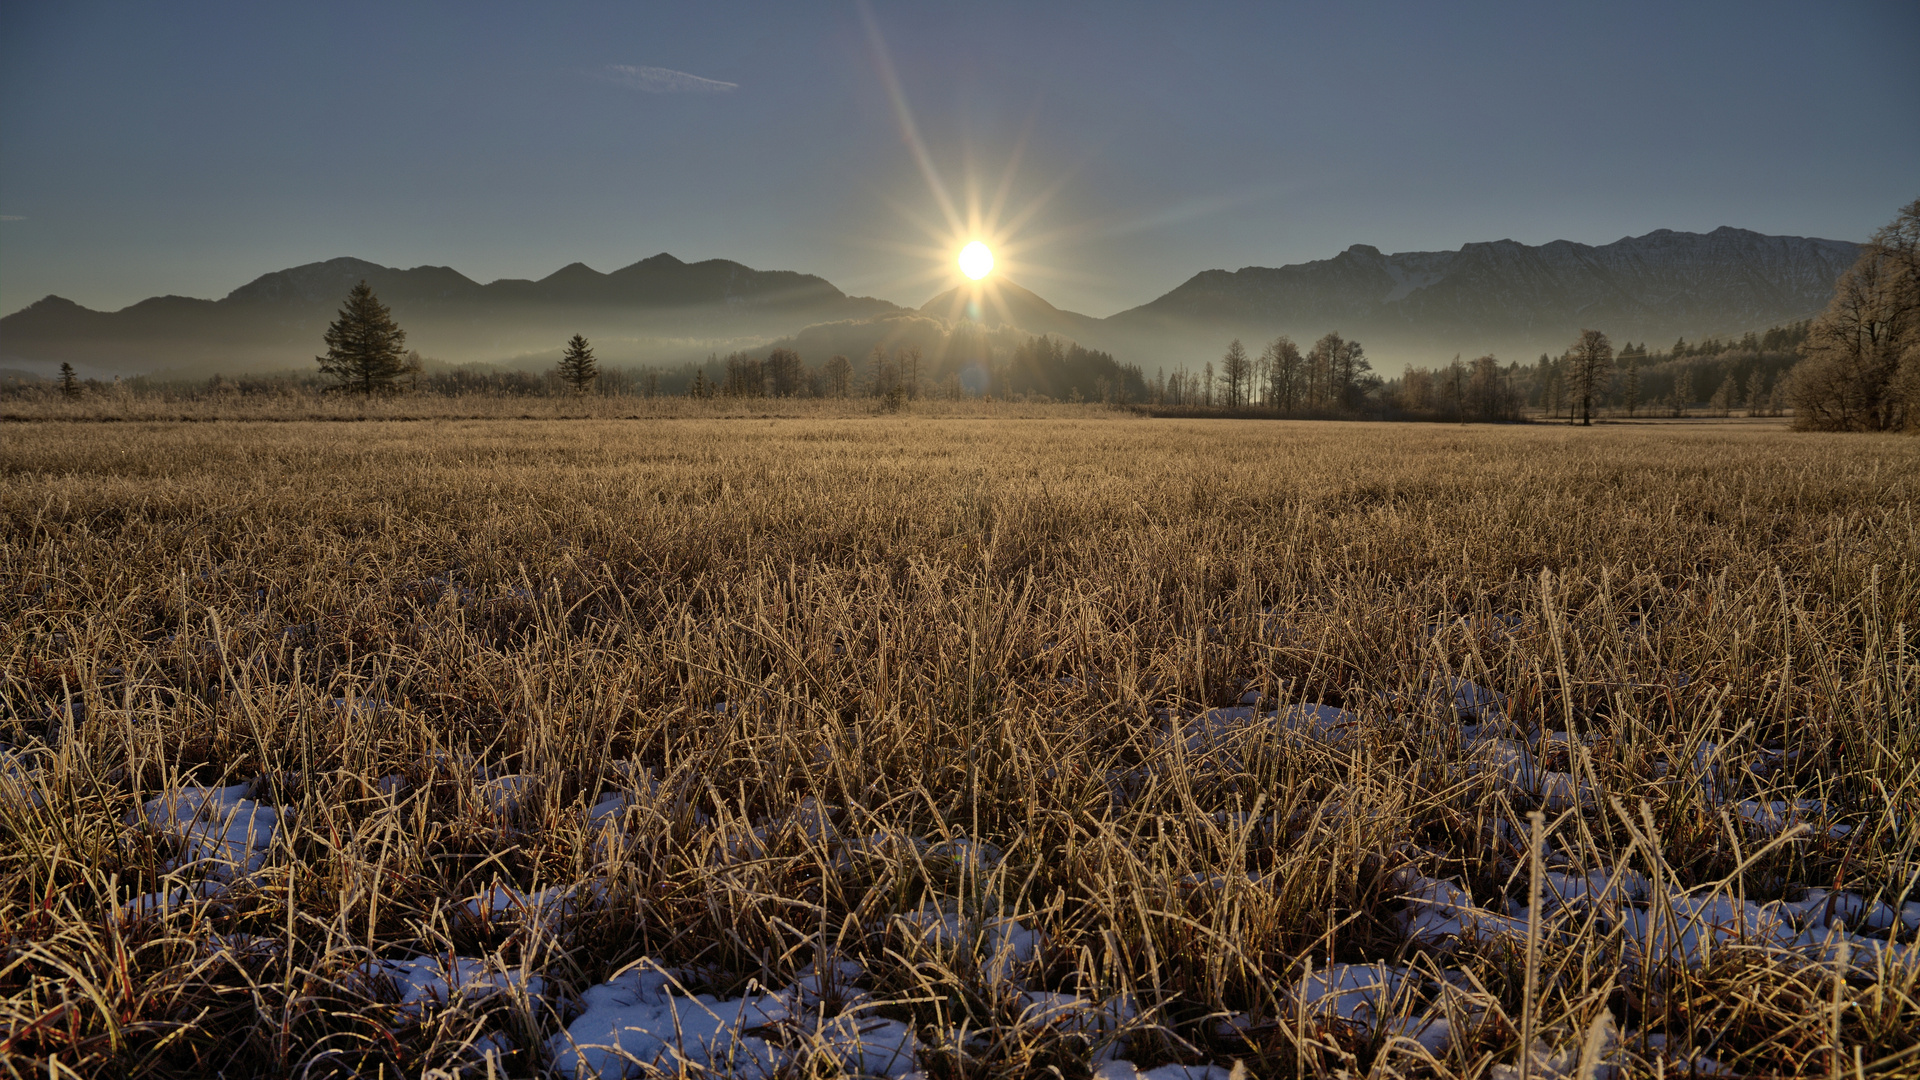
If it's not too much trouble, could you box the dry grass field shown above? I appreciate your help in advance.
[3,415,1917,1079]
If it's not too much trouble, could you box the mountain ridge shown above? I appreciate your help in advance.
[2,226,1859,376]
[1107,226,1857,362]
[2,254,905,374]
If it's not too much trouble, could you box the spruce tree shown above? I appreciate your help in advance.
[557,334,598,394]
[58,362,80,399]
[316,281,408,394]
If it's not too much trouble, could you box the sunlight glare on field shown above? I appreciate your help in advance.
[958,240,994,280]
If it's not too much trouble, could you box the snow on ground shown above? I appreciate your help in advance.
[548,961,916,1080]
[1172,702,1361,761]
[1734,797,1849,839]
[128,781,283,881]
[0,745,45,808]
[462,882,588,933]
[892,904,1039,984]
[1396,873,1527,949]
[119,880,225,920]
[368,954,547,1014]
[1017,990,1137,1036]
[481,774,536,816]
[1095,1062,1238,1080]
[81,663,1910,1079]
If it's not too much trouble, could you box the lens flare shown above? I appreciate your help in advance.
[958,241,994,280]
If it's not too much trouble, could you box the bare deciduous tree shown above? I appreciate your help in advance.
[823,355,853,398]
[1566,329,1613,425]
[1220,339,1250,407]
[764,347,804,397]
[1790,198,1920,432]
[1263,336,1303,412]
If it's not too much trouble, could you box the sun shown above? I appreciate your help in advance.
[958,241,994,281]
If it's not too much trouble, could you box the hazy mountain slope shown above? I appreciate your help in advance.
[2,227,1860,378]
[1,255,904,375]
[1107,227,1858,365]
[919,279,1106,342]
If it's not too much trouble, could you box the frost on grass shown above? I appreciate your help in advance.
[367,954,547,1014]
[11,421,1920,1079]
[891,904,1040,984]
[127,781,283,881]
[548,961,918,1080]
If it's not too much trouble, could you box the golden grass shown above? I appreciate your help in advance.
[0,390,1109,424]
[1,416,1916,1078]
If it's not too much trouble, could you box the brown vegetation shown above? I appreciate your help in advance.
[2,417,1917,1078]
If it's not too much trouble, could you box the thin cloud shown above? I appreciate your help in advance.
[0,215,24,222]
[600,65,737,94]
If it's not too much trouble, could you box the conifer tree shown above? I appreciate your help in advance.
[1673,368,1695,417]
[557,334,598,394]
[316,281,408,394]
[58,361,80,399]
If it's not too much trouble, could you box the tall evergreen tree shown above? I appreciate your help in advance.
[557,334,598,393]
[58,362,80,399]
[317,281,408,394]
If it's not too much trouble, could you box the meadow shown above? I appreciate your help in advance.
[2,414,1917,1079]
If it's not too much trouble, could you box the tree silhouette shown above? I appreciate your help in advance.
[317,281,408,395]
[765,348,804,397]
[1790,198,1920,431]
[823,355,853,398]
[1566,329,1613,425]
[557,334,598,394]
[1263,336,1302,412]
[58,362,80,399]
[1221,339,1250,407]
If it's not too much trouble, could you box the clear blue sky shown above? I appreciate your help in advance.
[3,1,1915,318]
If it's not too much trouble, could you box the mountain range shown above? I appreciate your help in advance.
[1104,227,1858,363]
[1,226,1858,378]
[0,254,896,375]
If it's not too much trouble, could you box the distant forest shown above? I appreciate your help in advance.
[8,277,1828,424]
[1378,322,1810,422]
[11,321,1807,421]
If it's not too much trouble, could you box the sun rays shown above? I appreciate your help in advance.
[856,0,1097,325]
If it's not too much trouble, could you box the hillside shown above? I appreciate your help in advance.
[2,226,1861,378]
[1106,227,1859,365]
[0,255,903,375]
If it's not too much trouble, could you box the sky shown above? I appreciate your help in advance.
[2,1,1916,319]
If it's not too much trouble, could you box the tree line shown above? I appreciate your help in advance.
[1150,332,1381,414]
[299,280,1150,405]
[108,197,1920,433]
